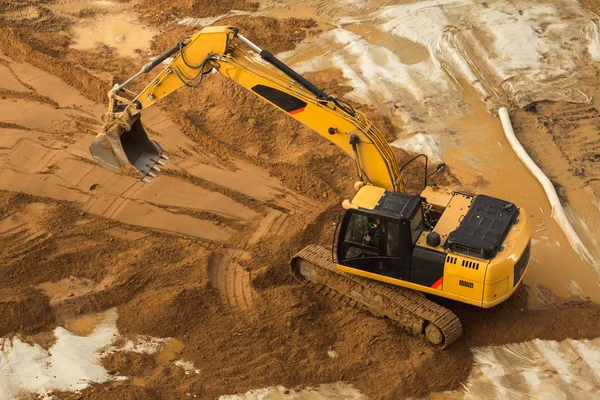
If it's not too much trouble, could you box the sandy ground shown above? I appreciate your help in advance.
[1,0,600,399]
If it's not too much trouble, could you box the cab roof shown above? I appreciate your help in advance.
[351,185,421,221]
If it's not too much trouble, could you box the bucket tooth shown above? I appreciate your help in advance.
[151,165,161,172]
[161,154,169,160]
[142,177,151,183]
[157,160,166,166]
[147,172,157,178]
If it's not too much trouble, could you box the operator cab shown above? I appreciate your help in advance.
[336,191,424,281]
[336,184,530,305]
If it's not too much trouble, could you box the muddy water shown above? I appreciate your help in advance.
[48,0,159,57]
[156,338,185,365]
[64,312,109,336]
[37,277,97,304]
[70,13,158,57]
[344,24,429,65]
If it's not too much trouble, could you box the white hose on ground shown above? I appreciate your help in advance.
[498,107,597,270]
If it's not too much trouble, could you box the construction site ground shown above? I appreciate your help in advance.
[1,0,600,399]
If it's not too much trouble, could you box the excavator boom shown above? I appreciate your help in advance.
[90,26,404,191]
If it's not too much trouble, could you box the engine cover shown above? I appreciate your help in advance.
[445,195,519,259]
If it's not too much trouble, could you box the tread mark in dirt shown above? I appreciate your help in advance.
[536,103,600,186]
[0,203,53,260]
[209,250,258,319]
[248,208,290,245]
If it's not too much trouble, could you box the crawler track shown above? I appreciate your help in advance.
[291,244,462,348]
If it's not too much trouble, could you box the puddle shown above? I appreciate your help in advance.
[156,338,185,365]
[70,12,158,57]
[64,312,109,336]
[36,277,97,304]
[131,377,147,387]
[344,24,430,65]
[47,1,158,57]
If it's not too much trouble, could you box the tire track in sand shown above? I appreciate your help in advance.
[209,250,259,319]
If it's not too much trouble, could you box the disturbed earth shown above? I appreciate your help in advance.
[1,0,600,399]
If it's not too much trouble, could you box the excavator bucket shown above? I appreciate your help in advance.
[89,116,167,181]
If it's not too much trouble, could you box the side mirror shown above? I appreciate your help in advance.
[425,163,446,186]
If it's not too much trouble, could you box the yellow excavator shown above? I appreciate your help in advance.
[90,26,531,347]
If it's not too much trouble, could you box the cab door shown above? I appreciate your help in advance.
[380,219,410,279]
[337,211,410,280]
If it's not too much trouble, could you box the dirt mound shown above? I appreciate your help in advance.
[0,27,109,103]
[117,286,217,338]
[0,191,209,337]
[0,287,54,336]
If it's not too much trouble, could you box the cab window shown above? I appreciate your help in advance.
[387,221,400,257]
[342,214,381,259]
[410,209,424,243]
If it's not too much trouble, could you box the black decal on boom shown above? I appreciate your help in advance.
[251,85,307,114]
